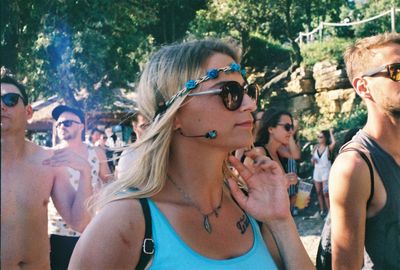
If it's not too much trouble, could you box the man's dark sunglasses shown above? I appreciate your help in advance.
[362,63,400,82]
[1,93,27,107]
[56,120,82,128]
[277,123,294,132]
[188,81,259,111]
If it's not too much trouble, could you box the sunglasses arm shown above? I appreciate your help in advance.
[187,89,223,97]
[362,65,386,77]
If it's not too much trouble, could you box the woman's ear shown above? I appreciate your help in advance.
[173,115,182,131]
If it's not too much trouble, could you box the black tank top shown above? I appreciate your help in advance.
[352,130,400,269]
[259,145,288,173]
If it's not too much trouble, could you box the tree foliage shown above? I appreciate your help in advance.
[352,0,400,36]
[1,0,203,109]
[2,0,160,109]
[1,0,397,109]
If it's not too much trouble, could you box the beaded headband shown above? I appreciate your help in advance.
[155,62,246,117]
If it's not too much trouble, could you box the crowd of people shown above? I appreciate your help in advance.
[1,32,399,270]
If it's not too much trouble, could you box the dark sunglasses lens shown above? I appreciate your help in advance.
[246,84,259,101]
[2,93,20,107]
[388,64,400,81]
[57,120,73,128]
[220,82,243,111]
[284,124,293,132]
[64,120,74,127]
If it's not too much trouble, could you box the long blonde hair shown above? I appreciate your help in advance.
[92,39,241,210]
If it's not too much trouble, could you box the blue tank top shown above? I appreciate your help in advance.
[147,199,278,270]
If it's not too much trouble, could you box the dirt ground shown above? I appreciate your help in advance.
[293,192,326,266]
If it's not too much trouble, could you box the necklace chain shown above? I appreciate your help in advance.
[168,175,223,234]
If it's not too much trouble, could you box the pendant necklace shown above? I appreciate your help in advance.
[168,175,223,234]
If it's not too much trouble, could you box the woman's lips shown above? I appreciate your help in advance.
[235,120,253,128]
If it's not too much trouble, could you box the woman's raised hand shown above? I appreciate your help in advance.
[227,150,291,224]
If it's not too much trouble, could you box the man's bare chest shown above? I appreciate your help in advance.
[1,162,54,218]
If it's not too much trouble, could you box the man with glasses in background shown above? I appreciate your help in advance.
[48,104,112,269]
[326,33,400,269]
[1,72,93,270]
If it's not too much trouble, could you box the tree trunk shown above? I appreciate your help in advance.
[290,37,303,64]
[259,62,299,101]
[283,0,303,65]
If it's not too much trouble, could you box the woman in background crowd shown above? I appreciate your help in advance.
[254,108,301,213]
[311,129,336,217]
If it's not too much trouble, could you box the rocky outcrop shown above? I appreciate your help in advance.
[315,89,356,115]
[286,65,315,94]
[284,60,356,115]
[313,60,352,91]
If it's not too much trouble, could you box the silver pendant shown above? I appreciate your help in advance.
[203,215,212,233]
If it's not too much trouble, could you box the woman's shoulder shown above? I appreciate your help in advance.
[83,199,145,250]
[70,198,146,268]
[100,198,144,221]
[84,198,145,239]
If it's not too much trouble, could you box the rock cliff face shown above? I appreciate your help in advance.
[285,60,356,116]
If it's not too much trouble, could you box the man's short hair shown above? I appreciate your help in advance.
[344,33,400,84]
[52,105,85,124]
[0,74,29,105]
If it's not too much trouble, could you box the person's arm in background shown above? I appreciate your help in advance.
[95,146,113,184]
[328,128,336,152]
[44,148,93,232]
[311,144,318,165]
[330,151,371,269]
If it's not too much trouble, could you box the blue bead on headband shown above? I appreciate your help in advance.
[155,62,246,116]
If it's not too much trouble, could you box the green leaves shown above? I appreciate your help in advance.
[2,0,394,112]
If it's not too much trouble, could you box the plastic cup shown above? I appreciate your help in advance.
[295,181,313,209]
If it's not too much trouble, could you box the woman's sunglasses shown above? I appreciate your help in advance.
[362,63,400,82]
[187,81,259,111]
[56,120,82,128]
[277,123,294,132]
[1,93,26,107]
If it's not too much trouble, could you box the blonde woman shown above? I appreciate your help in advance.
[69,39,313,270]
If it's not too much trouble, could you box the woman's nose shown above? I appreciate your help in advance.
[241,94,257,112]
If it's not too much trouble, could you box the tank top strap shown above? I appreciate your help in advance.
[262,146,272,159]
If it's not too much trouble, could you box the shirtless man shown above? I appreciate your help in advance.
[329,33,400,269]
[49,105,112,269]
[1,74,93,269]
